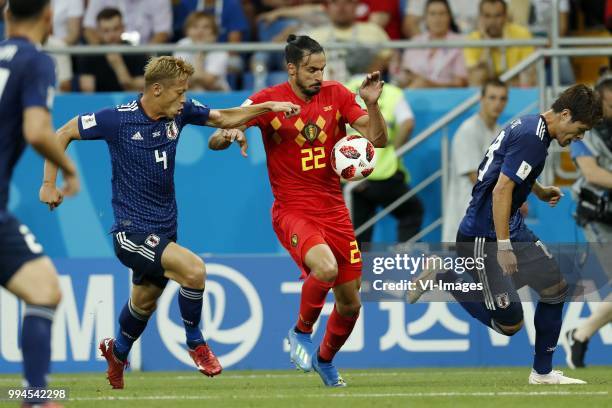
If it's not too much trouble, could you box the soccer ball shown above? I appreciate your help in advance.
[331,135,377,181]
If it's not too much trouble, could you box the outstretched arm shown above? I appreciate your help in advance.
[40,117,82,210]
[208,126,249,157]
[206,102,300,128]
[349,72,388,148]
[532,180,564,207]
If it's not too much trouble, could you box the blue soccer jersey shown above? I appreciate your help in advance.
[78,98,210,237]
[459,114,552,239]
[0,37,55,219]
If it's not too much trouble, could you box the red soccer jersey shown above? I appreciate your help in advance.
[246,81,367,212]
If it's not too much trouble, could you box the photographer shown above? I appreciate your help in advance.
[563,72,612,369]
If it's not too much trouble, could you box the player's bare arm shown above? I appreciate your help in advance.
[25,108,80,203]
[349,71,388,148]
[532,181,564,207]
[208,126,249,157]
[492,172,518,275]
[575,156,612,189]
[206,102,300,129]
[40,116,82,210]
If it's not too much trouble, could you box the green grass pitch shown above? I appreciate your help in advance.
[0,367,610,407]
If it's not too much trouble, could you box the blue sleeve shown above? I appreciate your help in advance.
[77,108,119,142]
[21,53,55,110]
[180,98,210,126]
[501,128,546,185]
[570,140,594,160]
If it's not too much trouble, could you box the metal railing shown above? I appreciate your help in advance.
[42,38,550,55]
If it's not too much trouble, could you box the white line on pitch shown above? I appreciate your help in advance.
[0,370,514,382]
[69,391,609,401]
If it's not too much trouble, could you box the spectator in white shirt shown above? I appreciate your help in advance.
[174,12,230,91]
[83,0,172,44]
[46,36,74,92]
[51,0,83,45]
[442,79,508,241]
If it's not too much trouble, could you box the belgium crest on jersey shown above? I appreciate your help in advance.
[302,122,319,144]
[166,120,179,140]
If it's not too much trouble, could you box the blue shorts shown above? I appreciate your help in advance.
[456,226,564,309]
[113,231,175,289]
[0,215,45,287]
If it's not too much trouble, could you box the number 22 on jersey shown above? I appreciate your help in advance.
[301,147,326,171]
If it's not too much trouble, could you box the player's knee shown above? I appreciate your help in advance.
[183,256,206,289]
[494,320,524,336]
[491,302,524,336]
[131,298,156,315]
[336,300,361,317]
[538,279,568,304]
[311,258,338,282]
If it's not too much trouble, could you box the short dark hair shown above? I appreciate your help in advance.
[96,7,122,23]
[551,84,603,128]
[7,0,49,20]
[285,35,324,66]
[481,77,508,96]
[479,0,507,14]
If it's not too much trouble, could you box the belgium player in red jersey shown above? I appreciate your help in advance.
[209,35,387,387]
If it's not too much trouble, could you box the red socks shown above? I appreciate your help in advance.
[319,307,360,362]
[296,274,333,333]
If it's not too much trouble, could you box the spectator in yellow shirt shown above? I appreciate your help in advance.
[464,0,535,87]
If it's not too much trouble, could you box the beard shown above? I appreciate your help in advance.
[297,78,321,97]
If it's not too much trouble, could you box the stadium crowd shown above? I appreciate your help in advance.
[0,0,610,92]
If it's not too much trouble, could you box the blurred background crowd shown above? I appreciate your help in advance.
[0,0,610,93]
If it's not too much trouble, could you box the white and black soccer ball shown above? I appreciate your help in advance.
[330,135,377,181]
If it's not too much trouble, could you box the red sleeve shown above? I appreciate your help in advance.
[337,83,367,125]
[245,89,271,128]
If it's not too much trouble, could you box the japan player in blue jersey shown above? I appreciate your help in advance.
[415,84,602,384]
[39,56,300,389]
[1,0,81,406]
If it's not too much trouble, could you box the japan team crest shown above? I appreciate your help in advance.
[302,123,319,144]
[145,234,160,248]
[166,120,179,140]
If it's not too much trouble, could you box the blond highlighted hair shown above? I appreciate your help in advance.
[144,56,195,88]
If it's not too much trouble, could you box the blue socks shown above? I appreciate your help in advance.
[114,299,150,361]
[178,287,206,350]
[533,301,564,374]
[21,305,55,390]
